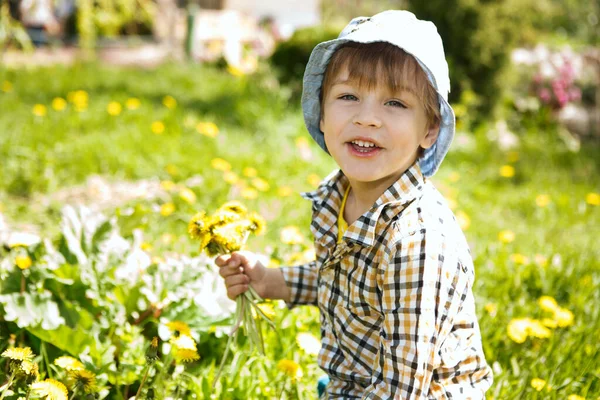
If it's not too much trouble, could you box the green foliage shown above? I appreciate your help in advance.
[270,25,341,96]
[0,2,32,52]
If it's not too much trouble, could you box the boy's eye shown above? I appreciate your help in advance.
[386,100,406,108]
[339,94,358,101]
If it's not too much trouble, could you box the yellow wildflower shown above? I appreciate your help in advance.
[160,202,176,217]
[307,173,321,187]
[277,359,303,380]
[498,230,515,244]
[69,90,88,111]
[530,378,546,391]
[15,255,32,270]
[20,360,39,379]
[542,318,558,328]
[528,320,552,339]
[160,180,176,191]
[52,97,67,111]
[586,192,600,206]
[179,187,197,204]
[106,101,122,116]
[32,104,47,117]
[31,379,68,400]
[247,212,266,235]
[125,97,141,110]
[538,296,559,313]
[554,307,574,327]
[296,332,321,356]
[166,321,192,336]
[456,210,471,231]
[211,158,231,171]
[223,171,239,185]
[227,65,244,77]
[484,303,497,317]
[243,167,257,177]
[171,333,196,350]
[534,254,548,267]
[2,347,34,362]
[165,164,178,176]
[499,165,515,178]
[219,201,248,215]
[175,348,200,363]
[140,242,152,251]
[54,356,84,371]
[151,121,165,135]
[535,194,551,207]
[507,318,531,343]
[567,395,585,400]
[2,80,13,92]
[252,177,270,192]
[162,95,177,109]
[278,186,293,197]
[280,226,304,245]
[145,336,159,363]
[68,369,96,393]
[510,253,529,265]
[196,121,219,137]
[241,187,258,199]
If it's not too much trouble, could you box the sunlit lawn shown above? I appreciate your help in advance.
[0,62,599,399]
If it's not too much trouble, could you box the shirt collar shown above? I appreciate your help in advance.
[301,163,425,248]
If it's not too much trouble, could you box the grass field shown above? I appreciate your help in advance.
[0,62,599,399]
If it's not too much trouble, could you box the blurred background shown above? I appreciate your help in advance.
[0,1,599,399]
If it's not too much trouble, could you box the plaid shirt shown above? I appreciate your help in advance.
[281,164,493,399]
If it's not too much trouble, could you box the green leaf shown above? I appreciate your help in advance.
[0,291,65,329]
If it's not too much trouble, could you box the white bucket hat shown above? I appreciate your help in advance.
[301,10,455,177]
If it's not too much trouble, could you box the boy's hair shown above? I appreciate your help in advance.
[319,42,441,158]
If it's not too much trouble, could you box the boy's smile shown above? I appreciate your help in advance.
[320,69,439,198]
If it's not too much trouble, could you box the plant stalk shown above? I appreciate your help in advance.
[0,370,16,400]
[135,362,153,400]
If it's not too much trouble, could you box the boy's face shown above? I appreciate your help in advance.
[320,68,439,188]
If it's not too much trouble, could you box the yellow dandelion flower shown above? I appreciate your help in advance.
[241,187,258,200]
[211,158,231,172]
[145,336,159,362]
[252,303,276,320]
[54,356,84,371]
[296,332,321,356]
[171,333,196,350]
[223,171,240,185]
[507,318,531,343]
[528,319,552,339]
[2,347,34,362]
[484,303,497,317]
[243,167,257,177]
[175,348,200,363]
[227,65,244,77]
[542,318,558,328]
[32,104,47,117]
[448,171,461,183]
[68,369,96,393]
[252,177,270,192]
[538,296,559,313]
[2,80,13,92]
[510,253,529,265]
[218,201,248,215]
[188,212,207,240]
[166,321,192,336]
[277,359,303,380]
[15,255,32,270]
[160,180,176,191]
[277,186,293,197]
[567,395,585,400]
[52,97,67,111]
[554,307,574,327]
[498,230,515,244]
[534,254,548,267]
[179,187,197,204]
[140,242,153,252]
[499,165,515,178]
[125,97,141,110]
[160,202,176,217]
[196,121,219,137]
[20,360,39,378]
[162,95,177,109]
[535,194,551,207]
[106,101,122,116]
[280,226,304,245]
[151,121,165,135]
[307,173,321,187]
[586,192,600,206]
[295,137,309,149]
[165,164,178,176]
[530,378,546,391]
[248,212,266,235]
[455,210,471,231]
[31,379,68,400]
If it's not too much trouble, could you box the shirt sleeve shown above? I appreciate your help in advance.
[280,261,319,308]
[363,228,477,399]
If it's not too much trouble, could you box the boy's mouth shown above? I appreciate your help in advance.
[348,139,382,154]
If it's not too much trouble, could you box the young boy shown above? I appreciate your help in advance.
[217,10,493,399]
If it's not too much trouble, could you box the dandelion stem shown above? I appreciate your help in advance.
[0,370,16,400]
[135,363,152,400]
[69,385,79,400]
[24,388,31,400]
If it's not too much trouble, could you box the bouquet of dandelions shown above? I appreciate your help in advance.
[188,201,275,386]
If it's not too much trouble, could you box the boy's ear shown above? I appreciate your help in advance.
[420,123,440,149]
[319,116,324,132]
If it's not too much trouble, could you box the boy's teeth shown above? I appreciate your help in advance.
[351,140,376,148]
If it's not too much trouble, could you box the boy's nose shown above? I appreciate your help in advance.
[352,103,382,128]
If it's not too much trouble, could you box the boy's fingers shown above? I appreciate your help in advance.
[225,274,249,288]
[219,264,244,278]
[227,284,248,300]
[215,254,232,267]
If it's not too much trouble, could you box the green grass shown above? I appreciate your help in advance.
[0,62,599,399]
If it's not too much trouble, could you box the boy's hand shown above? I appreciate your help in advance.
[216,251,268,300]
